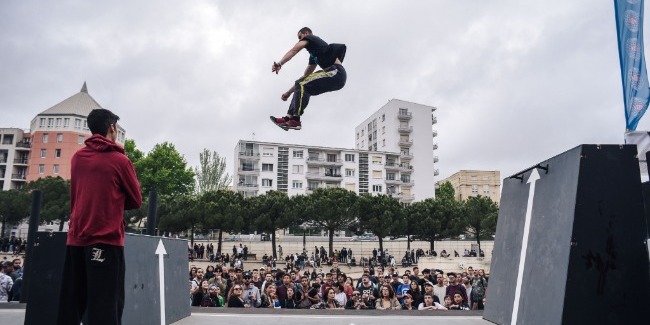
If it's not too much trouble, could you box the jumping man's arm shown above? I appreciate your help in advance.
[272,40,308,73]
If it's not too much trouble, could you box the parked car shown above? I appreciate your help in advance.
[350,233,377,241]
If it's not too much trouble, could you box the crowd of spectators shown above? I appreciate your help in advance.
[188,256,489,311]
[0,258,23,302]
[0,237,25,255]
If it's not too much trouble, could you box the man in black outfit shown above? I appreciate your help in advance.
[270,27,347,130]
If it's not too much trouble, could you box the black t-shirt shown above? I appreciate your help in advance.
[303,35,346,69]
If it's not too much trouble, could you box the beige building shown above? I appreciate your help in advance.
[437,170,501,203]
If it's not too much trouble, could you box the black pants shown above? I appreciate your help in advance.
[57,244,125,325]
[287,64,347,117]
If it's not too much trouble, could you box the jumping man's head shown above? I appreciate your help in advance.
[298,27,312,40]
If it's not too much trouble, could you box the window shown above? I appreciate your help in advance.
[74,118,82,129]
[64,118,70,128]
[39,118,46,128]
[361,129,364,136]
[382,126,385,134]
[293,150,303,158]
[345,183,356,191]
[56,118,62,127]
[55,149,61,158]
[41,149,47,158]
[57,133,63,143]
[483,184,490,195]
[345,169,355,177]
[386,172,396,181]
[472,185,479,194]
[262,179,273,187]
[39,165,45,174]
[372,185,383,192]
[356,133,359,140]
[292,180,303,189]
[373,143,377,151]
[399,108,408,115]
[382,114,385,122]
[47,118,54,128]
[241,161,255,171]
[292,165,304,174]
[262,147,273,157]
[471,175,478,181]
[42,133,49,143]
[345,154,355,162]
[53,164,59,174]
[78,135,84,144]
[372,170,382,179]
[372,156,382,164]
[327,154,337,162]
[401,175,411,183]
[83,120,88,130]
[368,122,372,130]
[262,163,273,172]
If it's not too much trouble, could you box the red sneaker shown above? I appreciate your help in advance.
[270,116,289,124]
[284,119,302,130]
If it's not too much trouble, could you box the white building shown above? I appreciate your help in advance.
[233,140,416,203]
[354,99,438,201]
[0,128,31,190]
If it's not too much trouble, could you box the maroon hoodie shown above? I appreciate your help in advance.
[67,134,142,247]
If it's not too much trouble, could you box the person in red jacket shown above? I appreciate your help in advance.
[56,108,142,325]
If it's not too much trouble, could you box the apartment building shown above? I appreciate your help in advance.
[0,128,31,190]
[25,82,126,181]
[233,140,417,203]
[355,99,438,201]
[436,170,501,203]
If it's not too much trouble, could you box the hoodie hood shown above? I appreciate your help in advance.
[84,134,125,154]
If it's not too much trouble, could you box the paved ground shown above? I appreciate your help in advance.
[0,304,494,325]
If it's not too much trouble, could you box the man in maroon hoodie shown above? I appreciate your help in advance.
[56,108,142,325]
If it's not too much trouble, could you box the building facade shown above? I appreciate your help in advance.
[233,140,417,203]
[26,82,126,182]
[354,99,438,201]
[0,128,31,190]
[436,170,501,203]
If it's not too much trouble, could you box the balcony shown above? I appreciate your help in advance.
[306,172,342,181]
[237,183,259,191]
[432,129,438,137]
[398,112,412,121]
[432,143,438,150]
[434,169,440,176]
[398,139,413,147]
[0,158,6,164]
[385,178,401,185]
[401,179,414,187]
[385,162,400,171]
[400,164,413,173]
[306,157,343,167]
[398,126,413,134]
[15,142,31,149]
[238,167,259,175]
[400,152,413,160]
[14,158,29,165]
[433,156,439,163]
[432,116,437,124]
[238,151,260,159]
[11,174,27,181]
[401,194,415,202]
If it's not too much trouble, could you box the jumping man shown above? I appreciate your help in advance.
[270,27,347,130]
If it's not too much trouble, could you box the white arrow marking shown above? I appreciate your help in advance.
[155,239,167,325]
[511,168,540,325]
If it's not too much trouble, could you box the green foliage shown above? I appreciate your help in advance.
[24,176,71,231]
[462,195,499,251]
[356,194,404,252]
[194,149,232,194]
[248,191,294,258]
[0,189,30,237]
[123,139,144,164]
[435,181,456,200]
[135,142,195,197]
[157,194,202,247]
[307,188,358,256]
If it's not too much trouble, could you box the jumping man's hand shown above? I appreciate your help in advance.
[272,62,282,74]
[281,92,290,101]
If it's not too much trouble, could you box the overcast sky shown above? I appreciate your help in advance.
[1,0,645,184]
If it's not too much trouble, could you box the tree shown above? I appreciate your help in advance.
[307,188,357,257]
[123,139,144,165]
[201,190,244,255]
[356,194,404,254]
[249,191,293,259]
[194,149,232,194]
[462,195,499,254]
[0,189,30,238]
[157,194,201,247]
[24,176,71,231]
[135,142,195,197]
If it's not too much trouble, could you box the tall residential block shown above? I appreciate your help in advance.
[354,99,438,201]
[436,170,501,203]
[0,128,31,190]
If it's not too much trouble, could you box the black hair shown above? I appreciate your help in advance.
[298,27,312,34]
[87,109,119,136]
